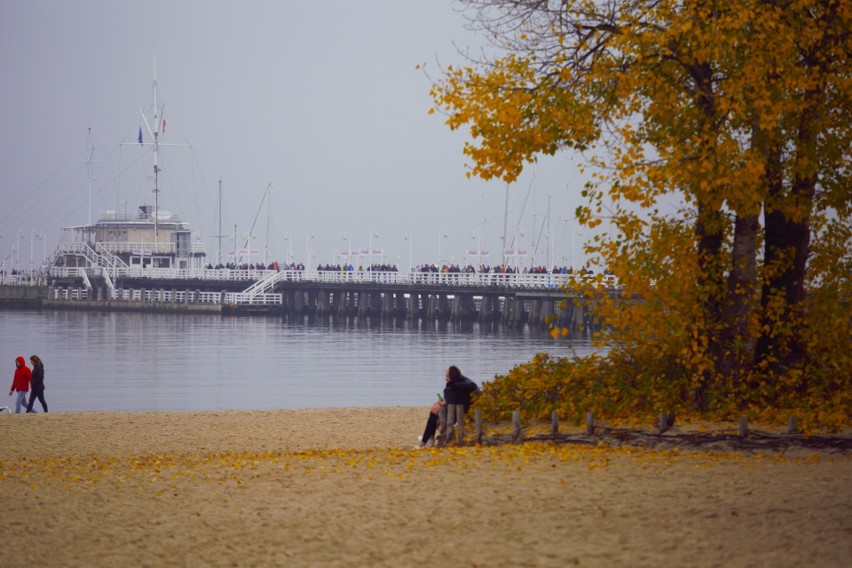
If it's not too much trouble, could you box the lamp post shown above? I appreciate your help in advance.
[305,229,315,271]
[545,228,553,269]
[242,231,256,273]
[30,228,36,271]
[368,228,379,269]
[437,227,448,265]
[572,225,582,270]
[342,232,351,268]
[403,231,413,273]
[283,232,292,266]
[513,228,525,269]
[17,231,24,266]
[34,231,46,269]
[471,229,483,268]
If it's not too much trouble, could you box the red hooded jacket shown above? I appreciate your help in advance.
[10,356,31,392]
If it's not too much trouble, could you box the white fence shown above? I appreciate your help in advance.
[48,286,282,306]
[46,266,618,290]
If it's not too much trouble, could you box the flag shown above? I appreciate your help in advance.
[162,119,166,133]
[138,127,143,145]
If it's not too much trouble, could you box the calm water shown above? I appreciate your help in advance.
[0,310,598,412]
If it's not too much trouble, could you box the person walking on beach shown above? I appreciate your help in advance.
[414,365,479,449]
[8,356,31,414]
[26,355,48,413]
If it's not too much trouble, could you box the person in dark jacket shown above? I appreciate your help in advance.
[414,365,478,449]
[26,354,48,413]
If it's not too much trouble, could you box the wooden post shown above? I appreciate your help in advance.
[738,416,749,438]
[658,412,669,434]
[787,416,800,435]
[456,407,465,446]
[551,410,559,435]
[585,411,595,436]
[475,408,483,445]
[438,405,448,448]
[512,410,522,442]
[447,404,458,445]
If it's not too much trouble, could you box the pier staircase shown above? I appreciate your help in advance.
[231,270,288,304]
[46,242,127,291]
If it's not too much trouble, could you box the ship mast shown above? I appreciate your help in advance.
[138,75,164,253]
[152,78,161,251]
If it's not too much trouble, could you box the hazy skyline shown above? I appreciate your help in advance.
[1,1,592,273]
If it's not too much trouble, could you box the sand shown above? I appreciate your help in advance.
[0,408,849,567]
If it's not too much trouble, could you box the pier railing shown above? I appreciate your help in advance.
[48,286,282,306]
[47,266,618,290]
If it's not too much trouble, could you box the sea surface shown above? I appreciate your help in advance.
[0,310,600,412]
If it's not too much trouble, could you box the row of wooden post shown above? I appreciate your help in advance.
[435,406,802,448]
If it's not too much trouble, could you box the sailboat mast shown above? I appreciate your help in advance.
[264,183,272,266]
[85,128,94,226]
[502,183,509,268]
[217,179,223,266]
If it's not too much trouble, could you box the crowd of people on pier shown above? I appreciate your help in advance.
[201,261,601,276]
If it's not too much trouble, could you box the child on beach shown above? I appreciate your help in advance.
[8,356,31,414]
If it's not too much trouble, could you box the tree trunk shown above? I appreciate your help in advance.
[717,212,759,383]
[689,60,726,412]
[755,86,820,387]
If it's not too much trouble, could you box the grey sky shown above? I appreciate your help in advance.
[0,0,591,272]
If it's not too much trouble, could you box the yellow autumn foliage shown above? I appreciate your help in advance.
[434,0,851,430]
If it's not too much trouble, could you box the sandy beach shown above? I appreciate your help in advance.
[1,408,849,567]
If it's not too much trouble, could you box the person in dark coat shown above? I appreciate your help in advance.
[414,365,478,449]
[26,354,48,413]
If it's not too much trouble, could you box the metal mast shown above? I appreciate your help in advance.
[502,183,510,268]
[218,179,223,266]
[152,78,161,251]
[264,183,272,266]
[85,128,95,226]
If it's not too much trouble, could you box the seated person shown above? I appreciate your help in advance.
[414,365,478,448]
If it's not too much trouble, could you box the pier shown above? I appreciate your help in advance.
[2,268,619,330]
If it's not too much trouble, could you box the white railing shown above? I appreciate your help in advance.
[99,241,176,255]
[0,274,42,286]
[223,292,283,305]
[46,266,618,290]
[94,243,129,269]
[50,287,90,300]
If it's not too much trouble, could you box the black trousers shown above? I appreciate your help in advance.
[26,389,48,413]
[420,405,469,444]
[420,412,439,444]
